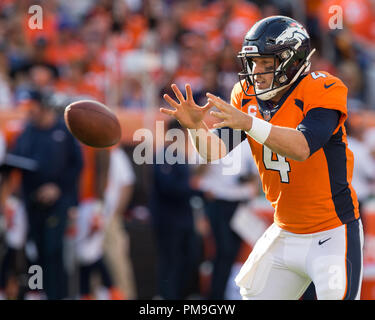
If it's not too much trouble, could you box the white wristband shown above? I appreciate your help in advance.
[188,128,208,159]
[245,116,272,144]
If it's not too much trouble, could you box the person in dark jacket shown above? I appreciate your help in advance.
[11,90,83,299]
[149,120,201,300]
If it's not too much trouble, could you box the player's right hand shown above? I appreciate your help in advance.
[160,83,213,129]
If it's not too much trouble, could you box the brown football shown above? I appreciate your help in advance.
[64,100,121,148]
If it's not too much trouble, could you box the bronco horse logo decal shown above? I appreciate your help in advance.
[275,25,309,45]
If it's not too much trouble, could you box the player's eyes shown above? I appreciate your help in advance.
[249,60,274,73]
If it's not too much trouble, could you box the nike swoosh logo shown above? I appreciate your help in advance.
[318,237,331,245]
[324,82,336,89]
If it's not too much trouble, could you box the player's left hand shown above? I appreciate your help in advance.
[206,93,253,131]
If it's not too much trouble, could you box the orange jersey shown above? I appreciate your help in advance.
[231,71,359,234]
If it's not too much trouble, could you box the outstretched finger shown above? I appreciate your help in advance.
[163,94,180,109]
[206,93,230,111]
[160,108,176,116]
[212,121,227,129]
[210,111,228,120]
[200,101,214,112]
[185,84,194,103]
[171,84,186,103]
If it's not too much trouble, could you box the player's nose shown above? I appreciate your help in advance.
[253,67,265,82]
[253,64,266,76]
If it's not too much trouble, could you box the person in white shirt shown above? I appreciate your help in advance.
[102,147,136,299]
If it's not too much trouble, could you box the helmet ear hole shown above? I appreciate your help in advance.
[280,50,291,60]
[274,72,288,85]
[279,75,288,83]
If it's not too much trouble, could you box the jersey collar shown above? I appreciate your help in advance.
[256,74,307,121]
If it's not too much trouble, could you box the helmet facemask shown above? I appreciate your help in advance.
[238,44,315,101]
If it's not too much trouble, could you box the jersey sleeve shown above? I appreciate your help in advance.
[212,127,247,153]
[297,108,340,156]
[230,81,244,111]
[303,72,348,135]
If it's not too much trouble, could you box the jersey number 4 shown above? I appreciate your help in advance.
[311,71,327,80]
[263,146,291,183]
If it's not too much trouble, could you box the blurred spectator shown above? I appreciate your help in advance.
[211,0,262,50]
[43,24,87,68]
[154,19,180,74]
[216,44,240,101]
[198,141,258,300]
[149,119,201,300]
[10,89,83,299]
[172,32,207,94]
[0,195,27,300]
[194,63,222,106]
[0,131,31,300]
[337,60,366,111]
[22,0,60,48]
[0,52,13,108]
[364,127,375,161]
[29,64,57,91]
[74,144,136,300]
[346,120,375,224]
[103,146,137,300]
[121,77,145,109]
[0,129,5,162]
[6,18,33,77]
[310,49,337,75]
[14,64,58,105]
[75,199,123,300]
[56,60,103,101]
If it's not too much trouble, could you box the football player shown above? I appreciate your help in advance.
[160,16,363,300]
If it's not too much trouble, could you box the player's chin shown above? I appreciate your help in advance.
[255,83,271,91]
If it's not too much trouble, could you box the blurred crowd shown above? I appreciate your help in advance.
[0,0,375,300]
[0,0,374,110]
